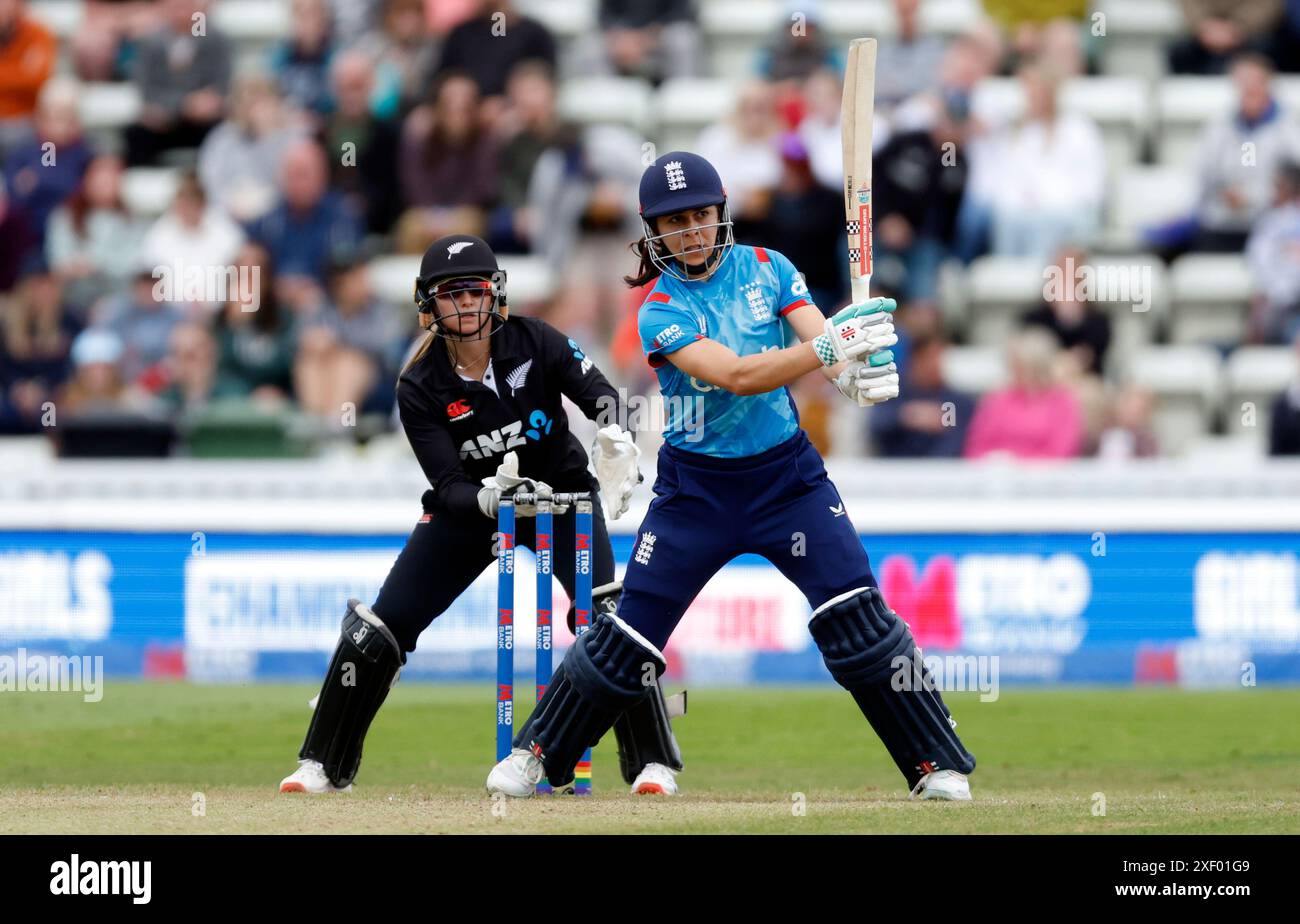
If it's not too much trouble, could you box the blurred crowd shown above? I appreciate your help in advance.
[4,0,1300,459]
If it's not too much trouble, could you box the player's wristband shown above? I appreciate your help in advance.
[813,334,838,366]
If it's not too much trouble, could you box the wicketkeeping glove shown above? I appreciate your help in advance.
[477,451,565,518]
[590,424,642,520]
[834,351,899,406]
[812,297,898,366]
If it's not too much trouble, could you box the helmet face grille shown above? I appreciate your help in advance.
[415,271,509,341]
[643,201,736,283]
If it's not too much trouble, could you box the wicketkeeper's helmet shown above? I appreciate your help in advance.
[414,233,508,340]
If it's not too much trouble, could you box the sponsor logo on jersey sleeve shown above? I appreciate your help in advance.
[567,338,594,374]
[653,324,684,349]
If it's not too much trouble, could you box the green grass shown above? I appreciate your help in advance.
[1,683,1298,833]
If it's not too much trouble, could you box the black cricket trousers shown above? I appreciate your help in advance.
[373,488,616,654]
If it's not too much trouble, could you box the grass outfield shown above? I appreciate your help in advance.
[1,683,1298,834]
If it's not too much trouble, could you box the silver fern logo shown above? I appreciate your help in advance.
[447,241,474,256]
[505,359,533,395]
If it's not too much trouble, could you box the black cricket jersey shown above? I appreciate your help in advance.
[396,316,619,517]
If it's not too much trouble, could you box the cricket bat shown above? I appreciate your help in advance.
[842,38,877,305]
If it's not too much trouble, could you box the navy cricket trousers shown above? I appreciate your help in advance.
[618,429,878,651]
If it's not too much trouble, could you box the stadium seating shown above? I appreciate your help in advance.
[653,78,739,154]
[956,251,1166,372]
[1181,431,1266,462]
[25,0,81,37]
[1095,0,1183,82]
[1168,253,1253,345]
[1225,345,1297,443]
[935,259,969,334]
[370,256,426,308]
[1061,77,1152,175]
[941,345,1008,396]
[558,76,654,134]
[78,82,141,131]
[965,256,1044,347]
[496,256,560,309]
[1125,344,1224,454]
[1154,76,1234,166]
[696,2,777,84]
[122,167,182,217]
[698,0,979,83]
[1105,164,1197,249]
[517,0,596,39]
[1086,254,1168,369]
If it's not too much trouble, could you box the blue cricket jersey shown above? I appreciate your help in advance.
[637,245,816,458]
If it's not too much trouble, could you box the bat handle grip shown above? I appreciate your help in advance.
[850,275,871,305]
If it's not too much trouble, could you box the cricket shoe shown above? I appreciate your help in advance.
[631,762,679,795]
[909,769,971,801]
[486,748,545,798]
[279,759,352,794]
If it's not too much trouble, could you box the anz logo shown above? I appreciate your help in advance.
[458,411,554,460]
[525,409,553,439]
[459,421,526,460]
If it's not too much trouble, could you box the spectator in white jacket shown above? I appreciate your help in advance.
[138,171,245,311]
[977,63,1105,261]
[1194,53,1300,252]
[695,81,783,232]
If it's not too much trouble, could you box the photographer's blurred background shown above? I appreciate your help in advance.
[5,0,1300,461]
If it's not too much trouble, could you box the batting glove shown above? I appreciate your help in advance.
[812,297,898,366]
[834,351,899,406]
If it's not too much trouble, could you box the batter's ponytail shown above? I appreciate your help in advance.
[624,235,661,288]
